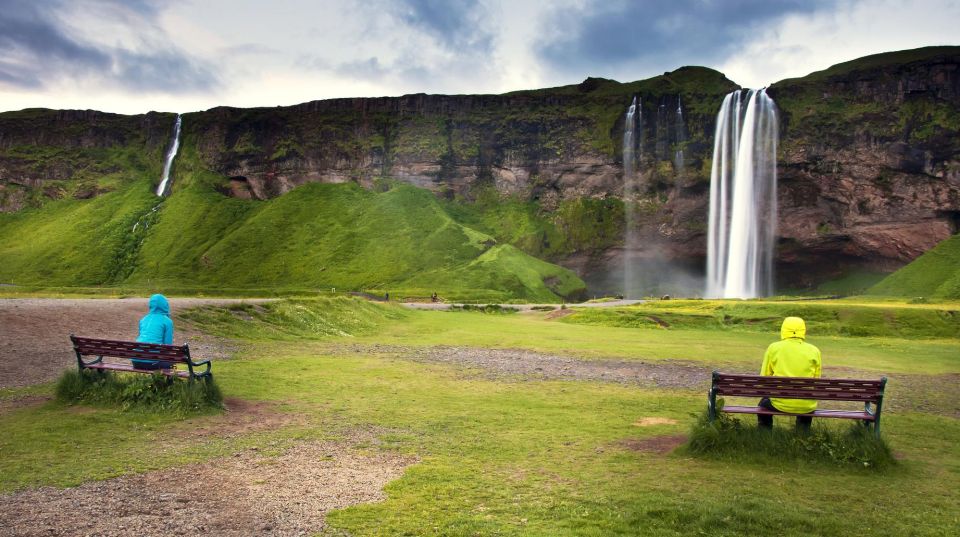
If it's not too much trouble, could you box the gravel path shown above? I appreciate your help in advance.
[402,299,644,311]
[341,344,716,390]
[0,298,266,388]
[0,437,415,536]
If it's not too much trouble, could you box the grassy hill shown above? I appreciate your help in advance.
[869,232,960,299]
[0,160,586,301]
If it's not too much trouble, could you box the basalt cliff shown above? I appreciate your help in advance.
[1,46,958,294]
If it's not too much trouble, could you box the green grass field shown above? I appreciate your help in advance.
[1,297,958,535]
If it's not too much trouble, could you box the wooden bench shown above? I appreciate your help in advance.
[708,371,887,437]
[71,335,212,381]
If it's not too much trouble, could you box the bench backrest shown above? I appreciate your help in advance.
[712,372,885,403]
[71,335,190,363]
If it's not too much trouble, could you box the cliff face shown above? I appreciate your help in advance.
[769,47,960,286]
[1,47,959,292]
[186,69,731,206]
[0,109,173,210]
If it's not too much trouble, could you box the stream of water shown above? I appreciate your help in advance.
[705,89,778,298]
[155,114,182,197]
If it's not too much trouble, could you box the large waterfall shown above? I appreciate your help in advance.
[705,89,778,299]
[155,114,182,197]
[622,96,640,298]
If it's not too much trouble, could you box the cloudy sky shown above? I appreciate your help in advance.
[0,0,957,114]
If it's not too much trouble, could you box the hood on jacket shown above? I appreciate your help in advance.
[781,316,806,340]
[148,294,170,316]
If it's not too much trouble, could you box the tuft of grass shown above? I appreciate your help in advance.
[54,369,223,414]
[685,406,896,470]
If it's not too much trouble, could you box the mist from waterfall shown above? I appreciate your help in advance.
[705,89,778,299]
[156,114,182,197]
[622,96,640,298]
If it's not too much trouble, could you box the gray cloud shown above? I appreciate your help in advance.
[392,0,493,52]
[0,0,219,93]
[537,0,825,81]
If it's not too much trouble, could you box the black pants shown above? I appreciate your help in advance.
[758,397,812,431]
[131,360,170,370]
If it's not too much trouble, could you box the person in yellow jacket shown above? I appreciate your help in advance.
[758,316,822,430]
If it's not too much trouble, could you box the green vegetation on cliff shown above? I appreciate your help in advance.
[443,186,624,260]
[771,46,960,151]
[0,158,585,301]
[869,232,960,299]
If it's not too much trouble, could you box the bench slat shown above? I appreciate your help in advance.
[72,336,189,362]
[714,373,883,403]
[716,388,880,402]
[85,363,191,378]
[722,405,876,421]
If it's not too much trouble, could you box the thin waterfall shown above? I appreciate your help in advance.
[623,96,639,298]
[674,96,686,174]
[705,89,778,298]
[156,114,182,197]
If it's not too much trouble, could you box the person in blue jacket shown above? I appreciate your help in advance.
[133,294,175,370]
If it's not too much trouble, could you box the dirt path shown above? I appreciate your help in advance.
[333,344,960,416]
[0,298,263,388]
[339,343,717,390]
[402,299,644,312]
[0,437,415,536]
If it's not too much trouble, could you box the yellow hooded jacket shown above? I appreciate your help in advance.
[760,317,822,414]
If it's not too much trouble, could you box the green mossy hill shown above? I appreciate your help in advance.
[0,169,586,301]
[0,175,160,284]
[443,186,625,260]
[177,297,408,340]
[770,46,960,152]
[869,232,960,299]
[0,109,175,210]
[561,300,960,339]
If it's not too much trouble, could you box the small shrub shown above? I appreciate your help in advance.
[55,369,223,414]
[685,403,895,470]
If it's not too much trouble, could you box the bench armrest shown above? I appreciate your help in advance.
[78,355,104,368]
[186,358,212,378]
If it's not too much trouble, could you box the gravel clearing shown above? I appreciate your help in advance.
[339,343,716,390]
[0,298,260,388]
[0,437,416,537]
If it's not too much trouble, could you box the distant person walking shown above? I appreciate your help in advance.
[758,316,822,431]
[133,294,174,370]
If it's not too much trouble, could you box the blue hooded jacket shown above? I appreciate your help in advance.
[137,294,174,345]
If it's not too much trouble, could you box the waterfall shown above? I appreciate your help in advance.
[705,89,778,299]
[674,96,686,174]
[623,96,639,298]
[156,114,182,197]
